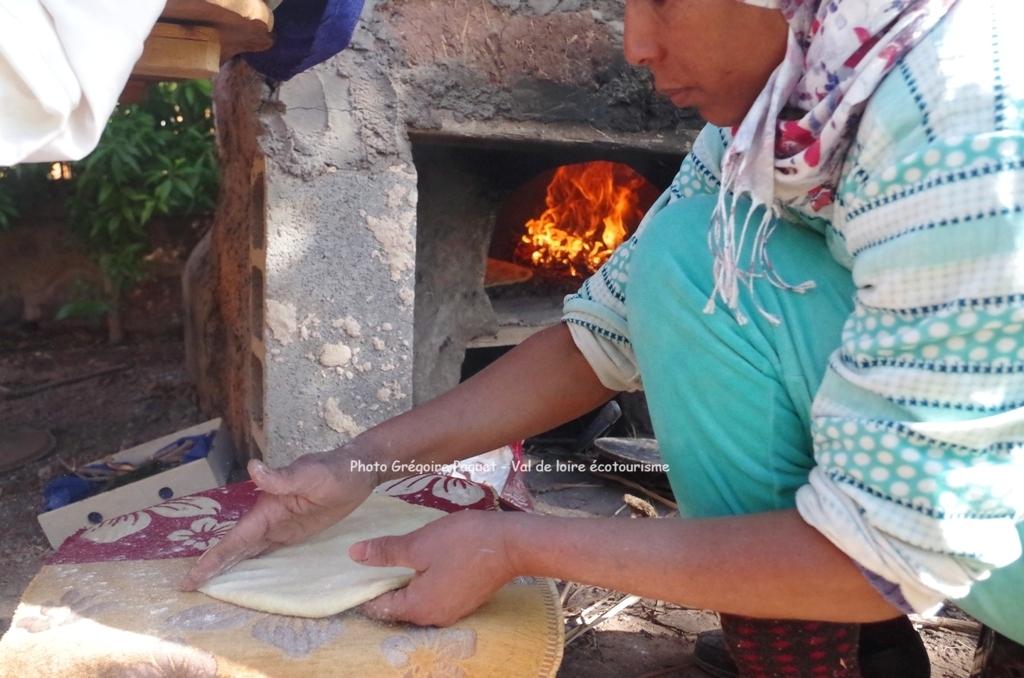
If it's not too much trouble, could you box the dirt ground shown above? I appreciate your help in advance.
[0,328,200,634]
[0,320,981,676]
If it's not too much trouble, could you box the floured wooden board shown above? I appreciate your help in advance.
[200,493,447,617]
[3,482,561,676]
[0,558,564,677]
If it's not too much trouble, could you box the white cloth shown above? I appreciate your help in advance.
[0,0,165,165]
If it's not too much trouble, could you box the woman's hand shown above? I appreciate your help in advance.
[349,510,518,627]
[178,324,612,596]
[180,451,378,591]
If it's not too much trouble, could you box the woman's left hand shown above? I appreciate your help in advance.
[349,510,518,626]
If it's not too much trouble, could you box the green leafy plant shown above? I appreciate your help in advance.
[2,81,218,340]
[54,299,111,323]
[60,80,218,341]
[54,278,111,327]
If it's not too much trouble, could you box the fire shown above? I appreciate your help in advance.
[515,161,649,278]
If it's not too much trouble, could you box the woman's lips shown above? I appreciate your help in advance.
[659,87,697,107]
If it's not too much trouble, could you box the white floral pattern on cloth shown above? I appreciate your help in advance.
[81,511,153,544]
[166,517,237,550]
[377,473,497,512]
[380,628,477,678]
[81,496,222,545]
[148,496,221,518]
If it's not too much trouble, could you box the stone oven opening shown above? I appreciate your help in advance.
[480,160,659,358]
[494,160,658,280]
[411,134,679,416]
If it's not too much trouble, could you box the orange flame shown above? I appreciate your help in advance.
[515,161,648,278]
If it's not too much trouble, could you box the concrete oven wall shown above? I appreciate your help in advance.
[199,0,699,466]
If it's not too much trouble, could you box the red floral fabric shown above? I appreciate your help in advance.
[49,474,499,566]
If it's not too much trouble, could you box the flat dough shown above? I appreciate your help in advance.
[199,493,446,618]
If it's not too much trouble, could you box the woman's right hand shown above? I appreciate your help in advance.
[179,451,377,591]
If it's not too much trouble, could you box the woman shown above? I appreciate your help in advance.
[184,0,1024,674]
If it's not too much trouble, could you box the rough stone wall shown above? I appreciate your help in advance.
[412,149,499,404]
[383,0,689,135]
[195,0,699,466]
[258,37,418,464]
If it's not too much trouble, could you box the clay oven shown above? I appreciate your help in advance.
[188,0,702,466]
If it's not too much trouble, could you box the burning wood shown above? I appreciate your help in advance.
[515,161,652,278]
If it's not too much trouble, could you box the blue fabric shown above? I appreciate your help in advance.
[43,474,103,512]
[41,434,216,511]
[179,433,215,463]
[244,0,365,81]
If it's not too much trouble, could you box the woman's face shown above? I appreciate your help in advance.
[624,0,790,127]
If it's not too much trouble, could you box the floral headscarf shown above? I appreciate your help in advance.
[707,0,958,324]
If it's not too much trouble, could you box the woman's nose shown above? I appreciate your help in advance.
[623,3,662,68]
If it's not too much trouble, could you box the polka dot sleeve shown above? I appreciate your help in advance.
[796,126,1024,612]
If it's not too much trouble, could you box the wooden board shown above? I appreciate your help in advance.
[0,560,564,677]
[134,23,222,81]
[127,0,273,85]
[162,0,274,59]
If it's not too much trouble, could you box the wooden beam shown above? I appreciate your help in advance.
[133,23,221,81]
[126,0,273,88]
[164,0,273,26]
[161,0,274,59]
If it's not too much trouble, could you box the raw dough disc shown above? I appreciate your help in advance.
[199,493,447,618]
